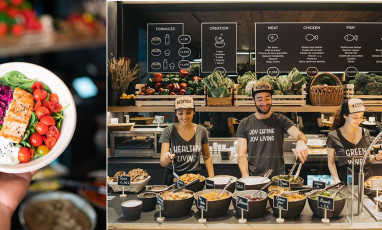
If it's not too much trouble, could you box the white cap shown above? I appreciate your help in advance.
[348,98,365,114]
[174,96,194,110]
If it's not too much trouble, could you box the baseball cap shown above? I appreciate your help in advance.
[252,82,274,97]
[174,96,195,110]
[347,98,365,114]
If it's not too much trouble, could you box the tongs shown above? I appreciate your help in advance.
[173,178,199,192]
[288,158,301,177]
[263,169,273,179]
[281,187,313,196]
[170,149,180,180]
[249,181,274,200]
[217,177,235,199]
[310,181,345,196]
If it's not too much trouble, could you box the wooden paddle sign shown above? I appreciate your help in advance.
[313,180,326,190]
[118,176,130,186]
[318,196,334,211]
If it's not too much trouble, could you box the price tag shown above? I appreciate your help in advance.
[313,180,326,190]
[371,179,382,191]
[318,196,334,211]
[156,194,164,210]
[205,179,215,189]
[306,67,318,77]
[236,181,245,191]
[278,179,290,188]
[117,176,130,186]
[198,195,208,211]
[177,179,185,188]
[273,195,288,211]
[237,195,249,211]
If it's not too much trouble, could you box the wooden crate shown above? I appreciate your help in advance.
[206,89,233,106]
[134,84,206,107]
[233,84,307,106]
[343,84,382,105]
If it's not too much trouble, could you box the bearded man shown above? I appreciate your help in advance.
[236,82,309,177]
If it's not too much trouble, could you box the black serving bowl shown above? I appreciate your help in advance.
[138,192,157,212]
[232,190,268,219]
[160,189,194,218]
[308,191,346,218]
[121,200,143,221]
[271,175,304,189]
[236,176,271,190]
[220,150,231,160]
[194,189,232,218]
[268,191,306,218]
[206,175,237,193]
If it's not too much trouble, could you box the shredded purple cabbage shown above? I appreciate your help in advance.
[0,85,14,124]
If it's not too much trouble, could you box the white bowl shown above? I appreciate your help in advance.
[0,62,76,173]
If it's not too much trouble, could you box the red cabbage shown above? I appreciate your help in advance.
[0,85,14,124]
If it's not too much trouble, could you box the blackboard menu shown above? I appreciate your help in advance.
[237,196,249,211]
[318,196,334,211]
[147,23,190,73]
[256,23,382,75]
[236,181,245,191]
[201,22,237,74]
[205,179,215,189]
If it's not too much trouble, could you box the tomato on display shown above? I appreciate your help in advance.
[50,93,59,103]
[46,126,60,139]
[37,145,50,155]
[33,89,48,101]
[40,115,55,126]
[30,133,43,147]
[48,102,62,113]
[36,121,48,135]
[31,82,44,90]
[18,147,34,163]
[35,107,50,119]
[45,137,57,149]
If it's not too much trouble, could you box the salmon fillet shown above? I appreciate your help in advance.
[0,88,34,143]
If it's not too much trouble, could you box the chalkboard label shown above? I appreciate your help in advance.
[256,23,382,73]
[156,194,164,210]
[198,195,208,211]
[279,179,290,188]
[147,23,185,73]
[236,181,245,191]
[267,67,279,77]
[201,22,237,73]
[313,180,326,190]
[318,196,334,211]
[371,179,382,191]
[205,179,215,189]
[177,179,185,188]
[273,195,288,211]
[117,176,130,186]
[306,67,318,77]
[237,195,249,211]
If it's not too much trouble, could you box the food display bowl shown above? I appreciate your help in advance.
[179,179,205,192]
[206,175,237,193]
[160,189,194,218]
[0,62,76,173]
[365,176,382,197]
[194,189,232,218]
[236,176,271,190]
[268,191,306,218]
[138,192,157,212]
[271,175,304,189]
[121,200,143,221]
[232,190,268,219]
[308,191,346,218]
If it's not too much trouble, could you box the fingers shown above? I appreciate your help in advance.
[296,149,308,163]
[166,152,175,160]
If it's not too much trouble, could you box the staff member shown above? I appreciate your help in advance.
[327,99,382,184]
[159,96,214,185]
[236,82,309,178]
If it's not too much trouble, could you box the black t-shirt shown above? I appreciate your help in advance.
[327,127,372,183]
[236,113,294,177]
[159,124,209,173]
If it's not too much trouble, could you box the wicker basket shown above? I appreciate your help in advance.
[108,176,151,193]
[309,72,343,106]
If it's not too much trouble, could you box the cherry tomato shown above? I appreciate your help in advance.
[37,145,50,155]
[33,100,41,111]
[40,115,55,126]
[35,107,50,119]
[45,137,57,149]
[46,126,60,139]
[50,93,59,103]
[30,133,43,147]
[36,121,48,135]
[42,100,51,109]
[31,82,43,91]
[18,147,31,163]
[48,102,62,113]
[29,147,34,158]
[33,89,47,101]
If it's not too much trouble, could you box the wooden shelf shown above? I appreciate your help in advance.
[0,32,106,57]
[108,105,382,113]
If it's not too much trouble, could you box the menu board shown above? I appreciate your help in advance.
[201,22,237,74]
[147,23,190,73]
[256,23,382,76]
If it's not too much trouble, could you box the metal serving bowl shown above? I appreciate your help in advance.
[308,191,346,218]
[236,176,271,190]
[206,175,237,193]
[194,189,232,218]
[160,189,194,218]
[271,175,304,189]
[19,191,96,230]
[232,190,268,219]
